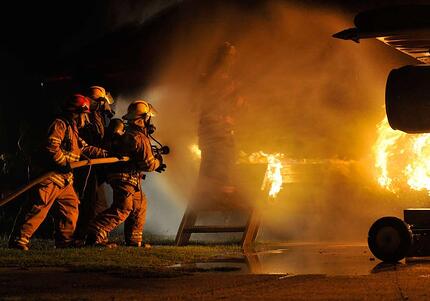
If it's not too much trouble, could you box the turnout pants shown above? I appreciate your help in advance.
[74,167,108,240]
[88,182,146,245]
[9,181,79,248]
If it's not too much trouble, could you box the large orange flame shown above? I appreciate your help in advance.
[374,117,405,191]
[374,117,430,194]
[405,134,430,192]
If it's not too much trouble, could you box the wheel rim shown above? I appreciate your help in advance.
[375,226,401,253]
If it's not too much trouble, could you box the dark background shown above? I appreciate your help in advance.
[0,0,427,153]
[1,0,429,238]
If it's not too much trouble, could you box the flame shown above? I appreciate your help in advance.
[246,151,284,198]
[189,144,202,160]
[260,152,284,198]
[405,134,430,192]
[190,146,285,198]
[374,117,430,194]
[374,117,405,191]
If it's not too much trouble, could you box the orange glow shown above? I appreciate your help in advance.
[374,117,405,191]
[247,151,284,198]
[374,117,430,194]
[405,134,430,192]
[190,146,285,199]
[189,144,202,160]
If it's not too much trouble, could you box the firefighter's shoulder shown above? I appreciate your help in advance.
[48,118,68,133]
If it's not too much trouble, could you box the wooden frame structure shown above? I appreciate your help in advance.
[175,206,261,248]
[175,164,266,248]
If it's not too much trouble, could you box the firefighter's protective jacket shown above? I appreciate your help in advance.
[79,110,105,147]
[108,124,160,187]
[47,118,107,187]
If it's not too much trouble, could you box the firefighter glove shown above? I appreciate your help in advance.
[57,162,72,174]
[155,163,167,173]
[108,151,124,160]
[154,152,163,164]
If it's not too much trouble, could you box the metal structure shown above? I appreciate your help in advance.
[368,209,430,262]
[334,4,430,262]
[333,5,430,64]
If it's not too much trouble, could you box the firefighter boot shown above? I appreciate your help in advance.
[8,237,30,251]
[86,229,117,248]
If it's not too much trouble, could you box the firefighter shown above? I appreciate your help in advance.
[74,86,114,241]
[86,100,165,247]
[8,95,108,250]
[102,118,125,151]
[80,85,114,146]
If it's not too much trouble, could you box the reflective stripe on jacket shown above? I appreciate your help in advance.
[46,118,107,187]
[108,125,160,187]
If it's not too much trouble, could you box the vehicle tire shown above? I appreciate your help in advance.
[368,216,412,262]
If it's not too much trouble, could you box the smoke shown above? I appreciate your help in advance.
[106,0,183,28]
[112,0,418,241]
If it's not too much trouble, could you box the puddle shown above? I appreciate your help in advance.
[247,243,378,275]
[171,243,383,276]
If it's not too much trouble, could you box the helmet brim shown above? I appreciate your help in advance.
[122,103,157,120]
[105,92,114,104]
[147,104,157,117]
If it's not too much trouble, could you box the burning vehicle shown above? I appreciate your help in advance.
[335,5,430,262]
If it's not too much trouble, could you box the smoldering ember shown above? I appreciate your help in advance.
[3,0,430,300]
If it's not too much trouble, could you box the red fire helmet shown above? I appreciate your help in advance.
[64,94,91,113]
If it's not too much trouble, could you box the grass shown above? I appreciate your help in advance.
[0,237,243,275]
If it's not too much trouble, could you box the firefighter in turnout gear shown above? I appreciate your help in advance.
[102,118,125,151]
[86,100,165,247]
[74,86,114,241]
[79,85,114,146]
[8,95,108,250]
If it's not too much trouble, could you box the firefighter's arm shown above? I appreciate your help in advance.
[135,136,161,172]
[80,138,108,158]
[46,119,69,167]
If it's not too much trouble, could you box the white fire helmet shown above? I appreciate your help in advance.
[89,86,114,104]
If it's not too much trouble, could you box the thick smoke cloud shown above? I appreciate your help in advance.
[115,0,418,241]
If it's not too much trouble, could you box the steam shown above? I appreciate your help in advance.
[107,0,183,28]
[112,0,417,241]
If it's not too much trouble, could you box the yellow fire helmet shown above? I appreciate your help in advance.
[89,86,114,104]
[122,100,157,120]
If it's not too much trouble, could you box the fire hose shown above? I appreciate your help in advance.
[0,156,129,208]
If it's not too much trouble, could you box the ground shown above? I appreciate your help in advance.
[1,240,430,300]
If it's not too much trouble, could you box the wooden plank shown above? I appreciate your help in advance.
[244,252,262,273]
[241,209,262,248]
[183,226,246,233]
[175,207,197,246]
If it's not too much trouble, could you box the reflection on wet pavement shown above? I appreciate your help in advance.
[172,243,386,276]
[245,243,378,275]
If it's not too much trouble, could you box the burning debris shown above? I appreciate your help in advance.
[189,144,202,160]
[245,152,284,199]
[189,145,285,199]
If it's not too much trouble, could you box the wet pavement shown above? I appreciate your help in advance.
[5,243,430,300]
[171,242,380,276]
[246,242,378,275]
